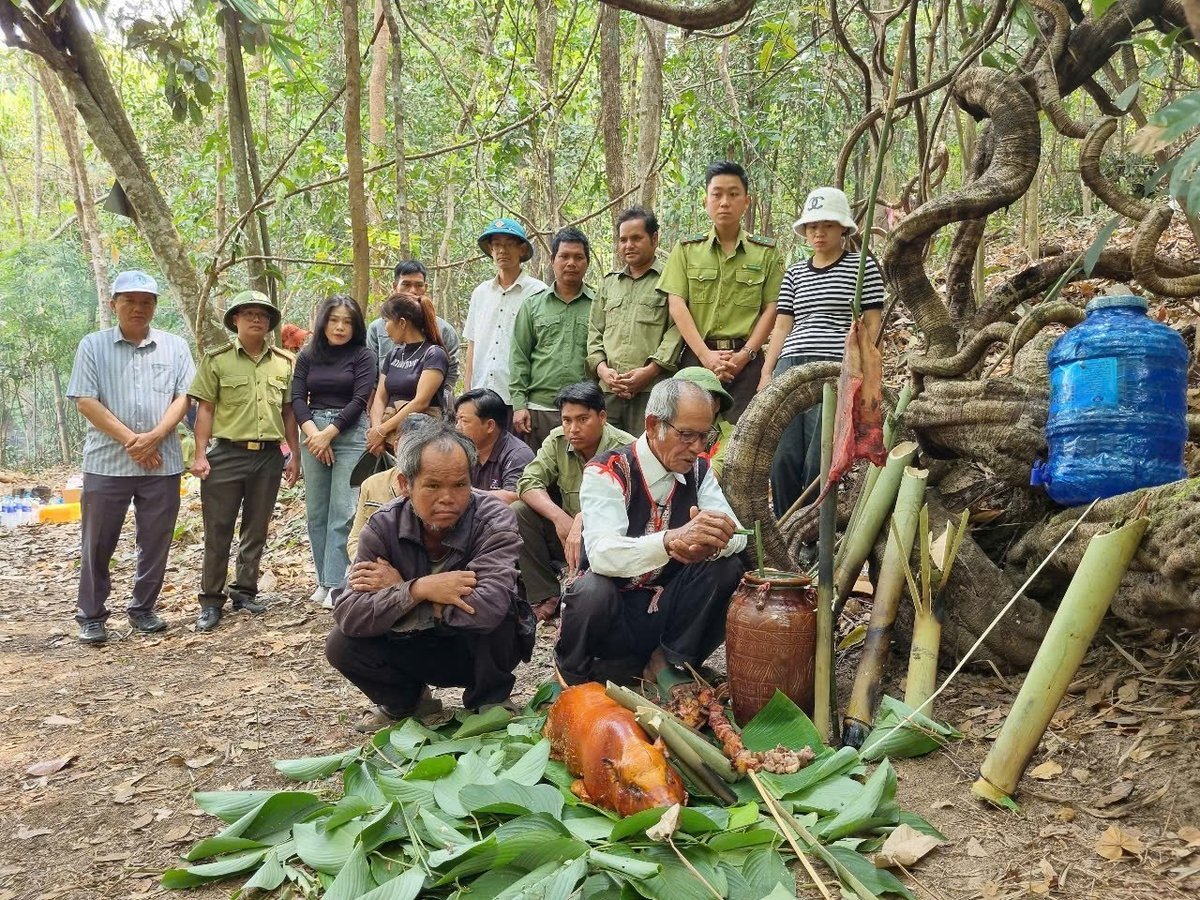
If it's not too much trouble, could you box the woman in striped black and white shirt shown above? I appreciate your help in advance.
[758,187,885,517]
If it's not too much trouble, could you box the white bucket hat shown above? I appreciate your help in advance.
[792,187,858,236]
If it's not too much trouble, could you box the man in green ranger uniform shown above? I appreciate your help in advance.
[657,160,783,423]
[586,206,682,434]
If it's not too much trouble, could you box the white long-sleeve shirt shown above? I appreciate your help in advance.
[579,433,746,579]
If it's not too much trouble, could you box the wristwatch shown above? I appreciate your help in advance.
[744,346,759,360]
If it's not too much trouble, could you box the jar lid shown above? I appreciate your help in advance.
[1085,295,1148,313]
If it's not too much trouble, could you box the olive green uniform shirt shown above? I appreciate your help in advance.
[586,261,683,385]
[509,282,596,411]
[656,227,784,341]
[515,422,636,517]
[188,338,295,441]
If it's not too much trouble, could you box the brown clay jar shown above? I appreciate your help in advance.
[725,571,817,725]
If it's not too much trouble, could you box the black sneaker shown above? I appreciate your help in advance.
[128,612,167,633]
[77,621,109,644]
[195,606,222,632]
[230,594,266,614]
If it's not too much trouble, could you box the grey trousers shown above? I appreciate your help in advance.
[199,441,284,608]
[76,473,181,625]
[601,390,653,437]
[511,499,564,606]
[769,354,837,517]
[521,409,560,452]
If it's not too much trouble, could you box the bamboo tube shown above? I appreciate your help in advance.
[639,709,738,804]
[842,466,928,748]
[973,517,1148,806]
[813,382,838,743]
[839,383,913,551]
[903,509,969,710]
[631,704,741,784]
[832,441,918,607]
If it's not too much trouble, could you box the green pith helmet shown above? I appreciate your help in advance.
[674,367,734,414]
[223,290,281,331]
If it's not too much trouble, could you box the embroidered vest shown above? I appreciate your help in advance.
[584,443,709,590]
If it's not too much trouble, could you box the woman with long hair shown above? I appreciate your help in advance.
[758,187,885,516]
[365,292,449,454]
[290,294,376,606]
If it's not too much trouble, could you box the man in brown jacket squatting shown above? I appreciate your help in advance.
[325,422,535,730]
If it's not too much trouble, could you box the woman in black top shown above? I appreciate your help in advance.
[366,293,449,454]
[290,295,376,605]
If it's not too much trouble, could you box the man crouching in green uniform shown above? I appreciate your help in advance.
[189,291,301,632]
[658,160,783,424]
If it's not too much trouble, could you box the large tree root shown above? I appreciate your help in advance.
[1007,478,1200,630]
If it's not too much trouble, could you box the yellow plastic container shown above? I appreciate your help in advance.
[40,502,81,524]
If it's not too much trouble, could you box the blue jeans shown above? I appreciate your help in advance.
[300,410,367,587]
[769,354,839,517]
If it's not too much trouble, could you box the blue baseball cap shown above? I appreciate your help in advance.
[477,217,534,262]
[111,270,159,296]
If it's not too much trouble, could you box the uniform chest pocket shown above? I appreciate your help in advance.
[532,314,564,344]
[686,267,718,304]
[635,294,668,325]
[219,375,250,402]
[732,267,767,307]
[151,363,176,395]
[267,374,289,403]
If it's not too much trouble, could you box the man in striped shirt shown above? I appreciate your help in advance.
[66,271,196,643]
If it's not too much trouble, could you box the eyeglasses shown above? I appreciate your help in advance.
[664,421,720,448]
[237,309,271,321]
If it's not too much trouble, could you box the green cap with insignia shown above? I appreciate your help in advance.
[223,290,281,331]
[674,367,734,413]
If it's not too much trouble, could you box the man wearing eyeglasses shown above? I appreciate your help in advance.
[556,378,746,689]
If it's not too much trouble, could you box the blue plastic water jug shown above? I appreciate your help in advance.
[1031,295,1188,505]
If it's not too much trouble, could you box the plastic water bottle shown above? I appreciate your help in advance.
[1,496,13,529]
[19,493,32,526]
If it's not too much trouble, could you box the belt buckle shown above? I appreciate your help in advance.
[246,441,263,451]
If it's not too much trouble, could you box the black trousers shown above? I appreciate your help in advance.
[555,555,744,685]
[325,618,525,712]
[199,441,284,608]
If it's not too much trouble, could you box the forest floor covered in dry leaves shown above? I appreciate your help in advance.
[0,479,1196,900]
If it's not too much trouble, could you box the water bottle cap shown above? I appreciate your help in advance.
[1085,294,1148,314]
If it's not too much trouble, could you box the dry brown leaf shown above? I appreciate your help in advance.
[239,741,265,751]
[645,804,681,842]
[164,823,191,843]
[185,755,219,769]
[1029,760,1063,781]
[1095,824,1145,860]
[1178,825,1200,847]
[14,826,51,840]
[41,715,80,726]
[1055,806,1077,822]
[25,754,76,777]
[875,824,942,868]
[1091,782,1135,809]
[965,837,989,858]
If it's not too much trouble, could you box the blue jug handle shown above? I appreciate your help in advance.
[1030,459,1048,488]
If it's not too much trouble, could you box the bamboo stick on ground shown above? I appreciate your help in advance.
[842,466,928,748]
[973,516,1149,807]
[832,441,918,610]
[814,382,838,743]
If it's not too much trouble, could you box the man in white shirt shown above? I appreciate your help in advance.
[556,378,746,687]
[462,218,548,420]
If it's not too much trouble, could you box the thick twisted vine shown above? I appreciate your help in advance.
[1132,207,1200,297]
[908,322,1014,378]
[882,68,1041,358]
[1080,118,1152,220]
[946,124,995,325]
[723,363,840,571]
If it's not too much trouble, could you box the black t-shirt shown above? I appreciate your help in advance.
[383,342,449,409]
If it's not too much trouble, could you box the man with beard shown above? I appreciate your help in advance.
[326,423,534,730]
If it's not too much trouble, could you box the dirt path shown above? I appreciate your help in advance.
[0,485,1196,899]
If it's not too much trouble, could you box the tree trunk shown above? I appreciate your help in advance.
[0,1,223,349]
[50,366,70,464]
[30,70,43,225]
[366,0,388,231]
[223,13,268,296]
[598,4,625,235]
[530,0,560,239]
[36,61,110,329]
[0,140,25,238]
[381,0,410,254]
[635,17,667,210]
[343,0,371,304]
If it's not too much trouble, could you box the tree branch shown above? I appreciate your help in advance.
[598,0,756,29]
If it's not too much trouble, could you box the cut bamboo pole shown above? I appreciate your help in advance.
[840,382,913,549]
[833,441,918,608]
[813,382,838,743]
[638,708,738,804]
[973,517,1148,806]
[842,466,928,748]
